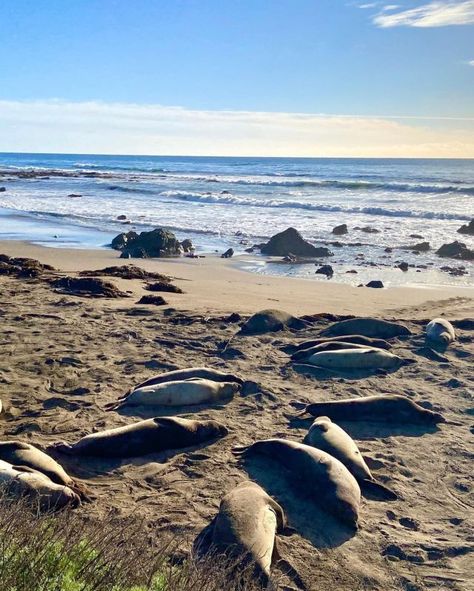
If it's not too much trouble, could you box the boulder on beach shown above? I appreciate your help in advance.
[111,228,183,258]
[221,248,234,259]
[366,280,384,288]
[0,187,6,192]
[116,214,127,220]
[457,219,474,236]
[355,226,380,234]
[398,262,409,272]
[180,239,194,253]
[332,223,348,235]
[260,227,333,257]
[401,241,430,252]
[436,241,474,261]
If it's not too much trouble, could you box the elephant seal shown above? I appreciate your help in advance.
[131,367,244,391]
[195,481,287,586]
[0,459,80,510]
[291,341,377,362]
[289,334,391,353]
[426,318,456,346]
[239,309,306,335]
[321,318,411,339]
[306,348,409,370]
[233,439,360,528]
[303,417,396,500]
[296,394,446,425]
[109,378,240,410]
[0,440,89,500]
[52,416,228,458]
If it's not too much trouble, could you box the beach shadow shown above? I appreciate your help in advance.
[291,362,405,381]
[237,456,357,550]
[286,415,440,439]
[112,399,232,419]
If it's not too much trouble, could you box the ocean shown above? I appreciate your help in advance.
[0,152,472,287]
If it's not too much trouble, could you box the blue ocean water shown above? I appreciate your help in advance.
[0,152,472,286]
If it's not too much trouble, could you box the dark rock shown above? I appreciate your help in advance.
[51,277,128,298]
[0,255,55,278]
[315,264,334,279]
[117,214,127,220]
[68,193,82,198]
[226,312,242,323]
[346,269,358,274]
[221,248,234,259]
[180,239,194,253]
[137,295,167,306]
[332,223,348,235]
[355,226,380,234]
[261,227,333,257]
[384,247,393,253]
[120,252,132,259]
[111,228,182,258]
[366,280,384,288]
[80,265,170,281]
[409,234,424,239]
[401,241,430,252]
[440,266,468,277]
[398,262,409,272]
[145,281,183,294]
[436,241,474,261]
[283,253,297,263]
[0,187,5,192]
[457,219,474,236]
[244,247,254,253]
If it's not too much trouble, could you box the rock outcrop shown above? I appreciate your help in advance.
[260,228,333,257]
[436,241,474,261]
[111,229,183,258]
[457,219,474,236]
[332,224,348,235]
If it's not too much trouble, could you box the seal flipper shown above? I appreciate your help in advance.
[360,478,398,501]
[49,442,75,455]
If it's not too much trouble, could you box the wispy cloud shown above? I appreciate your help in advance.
[359,2,379,8]
[374,0,474,27]
[0,99,473,158]
[469,59,474,65]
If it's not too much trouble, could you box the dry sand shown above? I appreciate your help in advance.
[0,240,473,590]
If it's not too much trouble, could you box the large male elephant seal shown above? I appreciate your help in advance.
[233,439,361,528]
[320,318,411,339]
[52,416,228,458]
[239,309,306,335]
[289,334,392,353]
[131,367,244,391]
[425,318,456,346]
[109,378,240,410]
[0,441,89,500]
[303,417,396,500]
[306,348,409,371]
[296,394,446,425]
[0,459,80,511]
[195,481,287,587]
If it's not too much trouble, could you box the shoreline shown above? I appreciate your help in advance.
[1,238,473,318]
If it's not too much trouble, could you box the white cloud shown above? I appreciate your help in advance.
[382,4,401,10]
[468,59,474,65]
[0,99,473,158]
[359,3,379,8]
[374,0,474,27]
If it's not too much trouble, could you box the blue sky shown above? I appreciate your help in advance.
[1,0,473,156]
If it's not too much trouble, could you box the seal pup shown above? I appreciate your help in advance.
[289,335,392,353]
[295,395,446,425]
[0,440,89,500]
[0,459,80,511]
[52,416,228,458]
[109,378,240,410]
[291,341,379,362]
[320,318,411,339]
[305,348,409,371]
[426,318,456,346]
[238,309,306,335]
[233,439,361,529]
[131,367,244,391]
[196,481,288,587]
[303,417,397,500]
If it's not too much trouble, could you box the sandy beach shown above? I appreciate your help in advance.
[0,240,473,590]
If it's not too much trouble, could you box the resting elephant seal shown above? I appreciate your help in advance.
[131,366,244,391]
[296,394,446,425]
[321,318,411,339]
[0,440,89,500]
[239,309,306,335]
[0,459,80,510]
[303,417,396,500]
[291,341,377,362]
[306,348,408,370]
[196,481,287,586]
[289,335,391,353]
[234,439,360,528]
[426,318,456,346]
[52,416,228,458]
[110,378,240,410]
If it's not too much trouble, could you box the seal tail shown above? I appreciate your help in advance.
[360,479,398,501]
[231,444,252,457]
[103,398,126,411]
[71,480,94,503]
[49,442,74,455]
